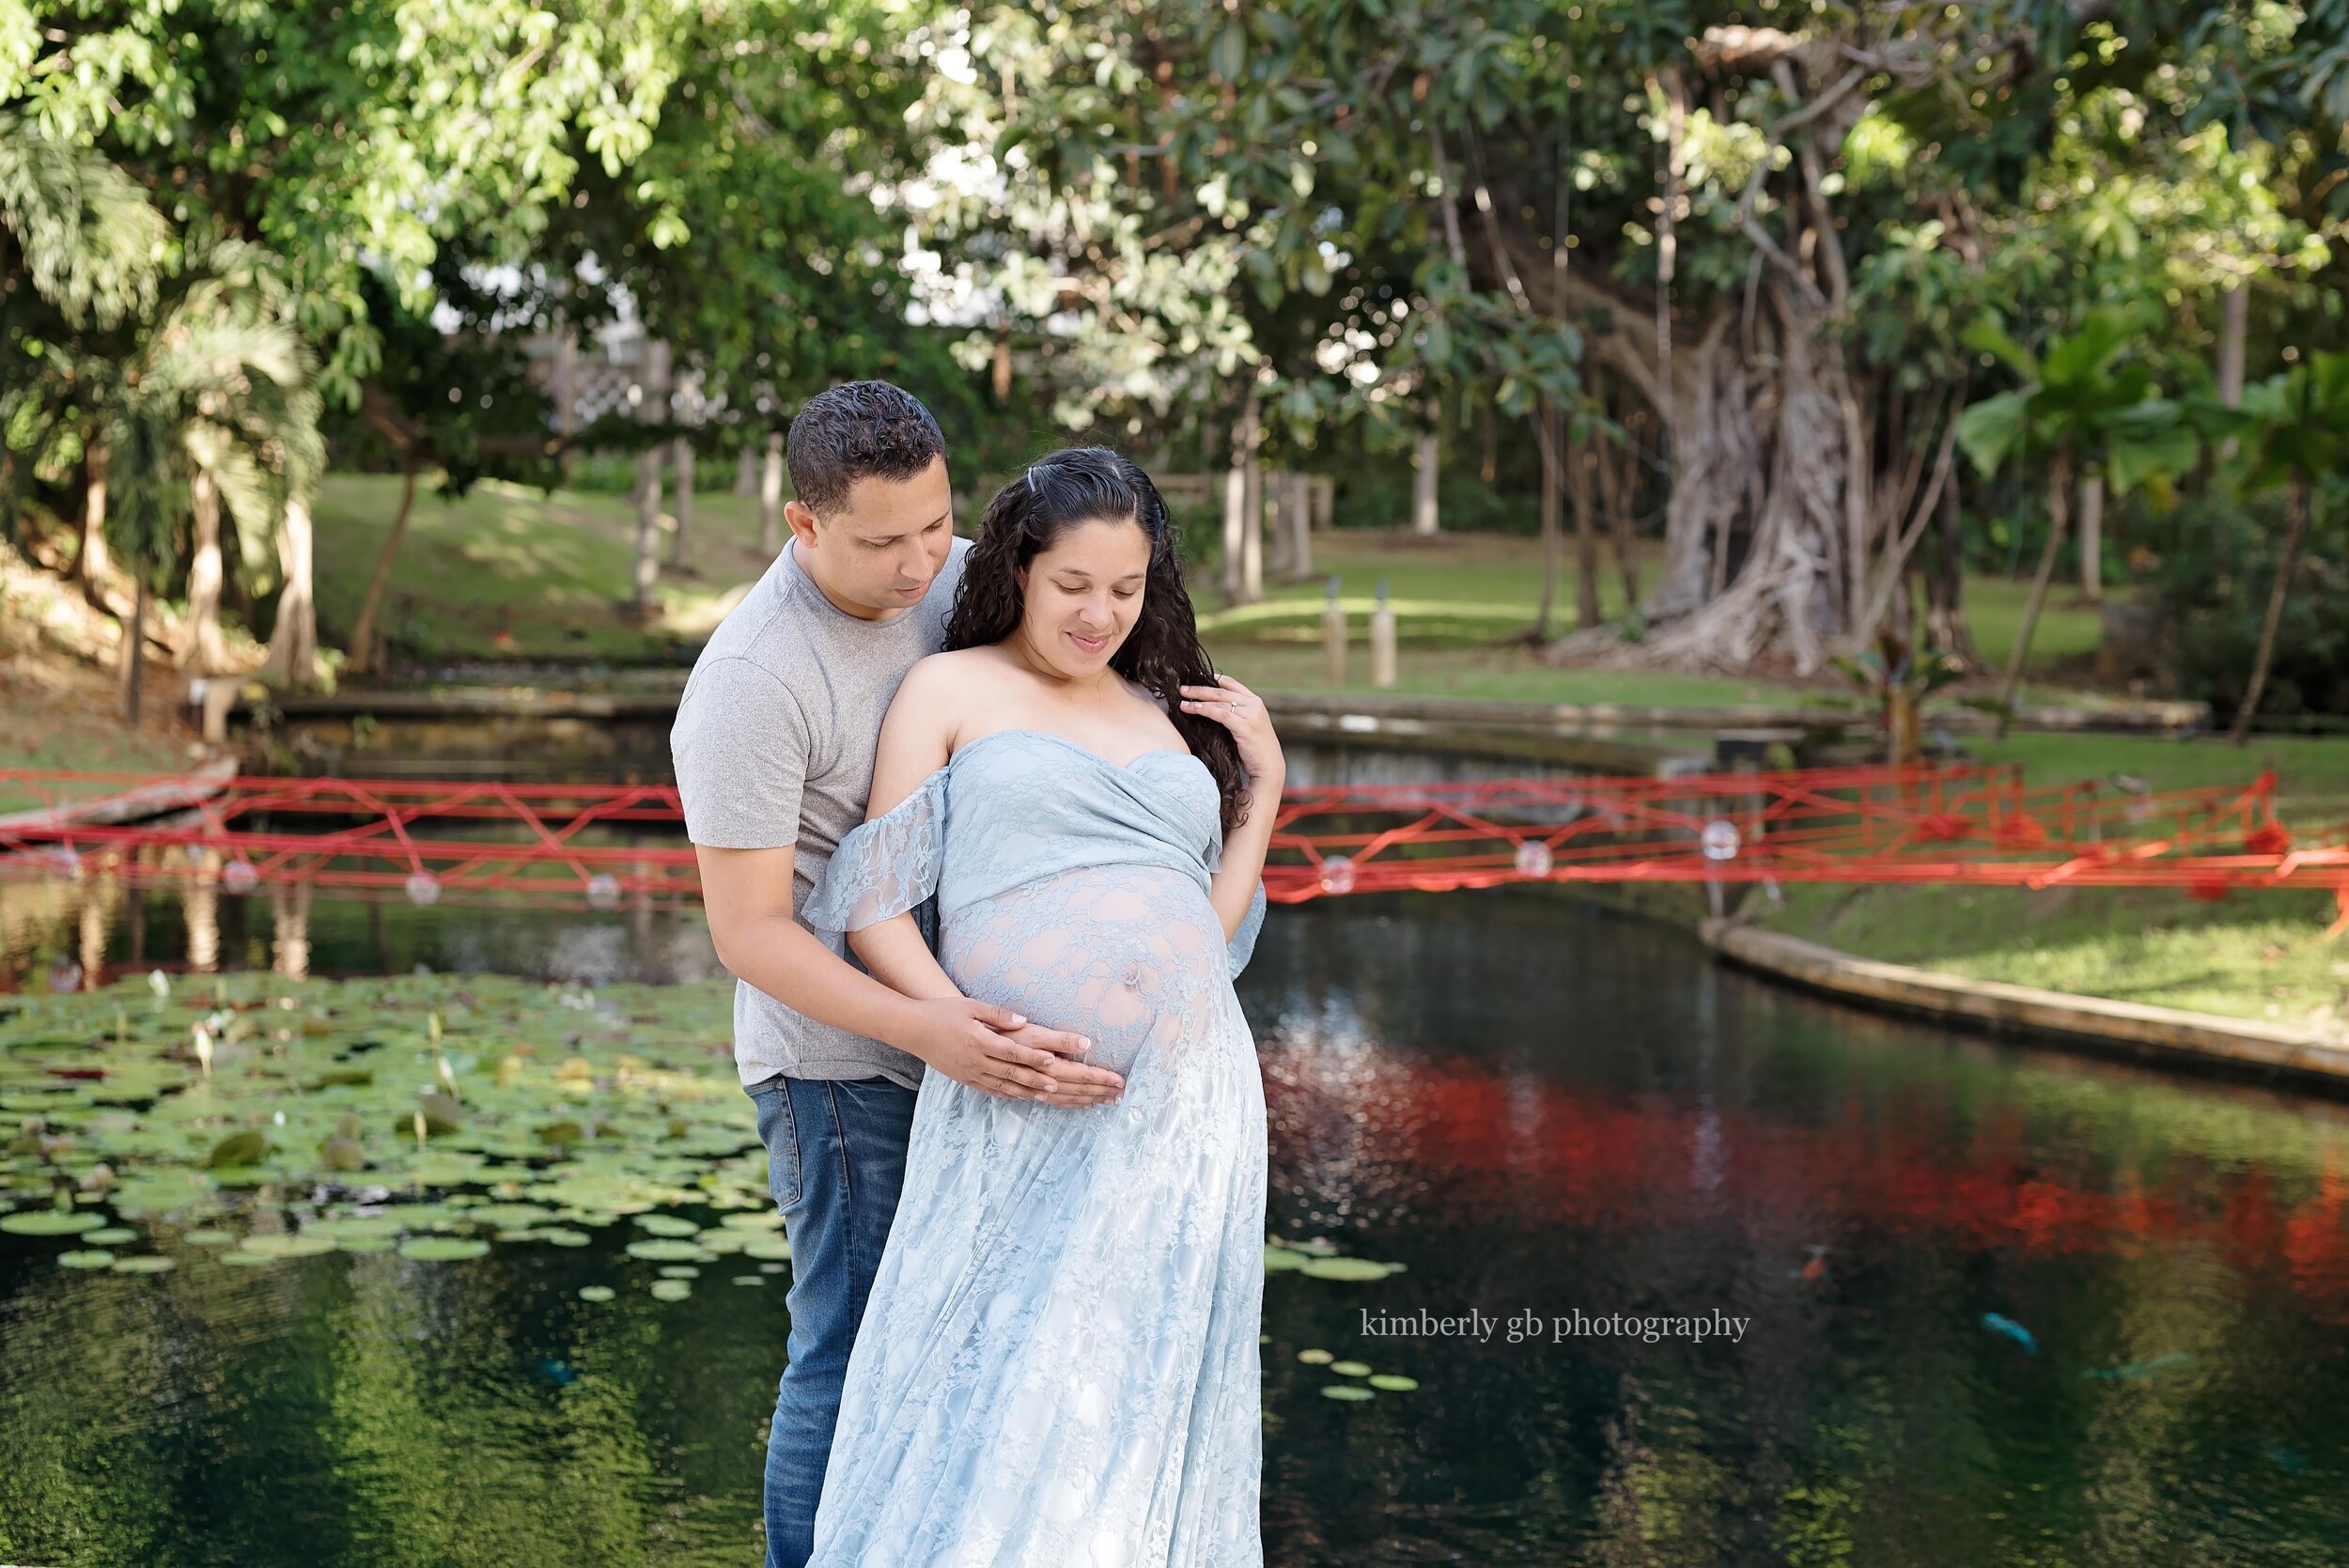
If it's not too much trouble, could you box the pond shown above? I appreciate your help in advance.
[3,877,2348,1565]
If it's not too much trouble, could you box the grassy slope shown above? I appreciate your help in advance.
[313,474,779,663]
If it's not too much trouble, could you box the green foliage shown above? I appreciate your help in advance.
[2155,490,2349,718]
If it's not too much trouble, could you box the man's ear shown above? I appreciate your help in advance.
[783,499,821,550]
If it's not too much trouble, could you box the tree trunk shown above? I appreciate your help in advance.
[1924,473,1979,665]
[181,469,228,672]
[631,445,665,614]
[668,436,695,569]
[1267,470,1294,577]
[348,460,421,677]
[2217,280,2248,460]
[1286,470,1314,582]
[759,432,786,555]
[1569,413,1603,629]
[1599,411,1641,608]
[2229,476,2310,746]
[1994,442,2073,734]
[1222,393,1261,602]
[630,338,672,617]
[1534,399,1562,639]
[262,496,319,689]
[76,446,113,611]
[120,567,148,726]
[2076,474,2103,604]
[734,446,758,497]
[1411,427,1439,536]
[1240,435,1264,603]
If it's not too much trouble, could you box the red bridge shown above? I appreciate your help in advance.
[4,763,2344,929]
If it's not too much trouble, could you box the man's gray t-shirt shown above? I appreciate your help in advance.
[671,536,969,1091]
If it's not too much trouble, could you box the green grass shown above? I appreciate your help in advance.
[313,474,779,663]
[1747,728,2349,1031]
[1196,532,2107,699]
[1754,881,2348,1032]
[1963,732,2349,831]
[1209,643,1812,708]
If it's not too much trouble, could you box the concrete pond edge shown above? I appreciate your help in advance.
[1698,915,2349,1088]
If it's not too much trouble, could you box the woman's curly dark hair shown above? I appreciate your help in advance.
[945,446,1249,831]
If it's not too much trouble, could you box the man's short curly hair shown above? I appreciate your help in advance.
[785,381,947,519]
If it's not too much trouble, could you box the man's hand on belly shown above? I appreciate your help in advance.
[898,998,1126,1108]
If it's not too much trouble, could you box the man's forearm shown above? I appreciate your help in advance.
[849,913,961,1002]
[714,914,934,1048]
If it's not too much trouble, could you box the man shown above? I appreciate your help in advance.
[670,381,1126,1568]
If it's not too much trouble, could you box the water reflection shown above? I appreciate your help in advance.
[1,862,724,990]
[2,885,2347,1563]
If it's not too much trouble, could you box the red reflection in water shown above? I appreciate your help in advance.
[1263,1036,2349,1319]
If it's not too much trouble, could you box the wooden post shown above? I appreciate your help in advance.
[1321,576,1346,685]
[734,446,758,497]
[1370,579,1398,689]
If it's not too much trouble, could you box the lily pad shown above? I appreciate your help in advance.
[541,1228,592,1248]
[112,1255,178,1275]
[202,1131,271,1170]
[647,1278,692,1302]
[239,1233,338,1259]
[84,1226,138,1246]
[624,1238,704,1263]
[657,1265,700,1279]
[719,1210,784,1232]
[1264,1246,1310,1273]
[306,1214,405,1241]
[731,1275,766,1286]
[578,1285,616,1302]
[58,1249,115,1268]
[739,1234,792,1262]
[1,1209,104,1236]
[397,1236,490,1263]
[634,1213,702,1237]
[1297,1256,1395,1283]
[1330,1360,1373,1377]
[1297,1348,1333,1365]
[1321,1385,1375,1402]
[1366,1374,1420,1391]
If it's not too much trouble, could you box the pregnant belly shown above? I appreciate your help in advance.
[937,866,1228,1081]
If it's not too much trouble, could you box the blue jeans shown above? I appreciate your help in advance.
[748,1073,920,1568]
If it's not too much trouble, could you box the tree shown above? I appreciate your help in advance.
[98,244,323,717]
[2221,352,2349,743]
[1956,307,2197,724]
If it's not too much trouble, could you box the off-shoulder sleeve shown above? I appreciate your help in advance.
[802,769,947,938]
[1225,878,1267,978]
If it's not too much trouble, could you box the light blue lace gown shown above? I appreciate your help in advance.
[800,727,1268,1568]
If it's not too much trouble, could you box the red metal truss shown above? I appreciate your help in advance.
[0,769,699,907]
[1261,762,2349,909]
[2,762,2345,919]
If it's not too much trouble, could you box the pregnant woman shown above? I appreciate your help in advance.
[800,446,1281,1567]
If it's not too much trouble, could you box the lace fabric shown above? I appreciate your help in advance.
[801,729,1268,1568]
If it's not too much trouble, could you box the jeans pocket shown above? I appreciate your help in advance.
[751,1079,803,1213]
